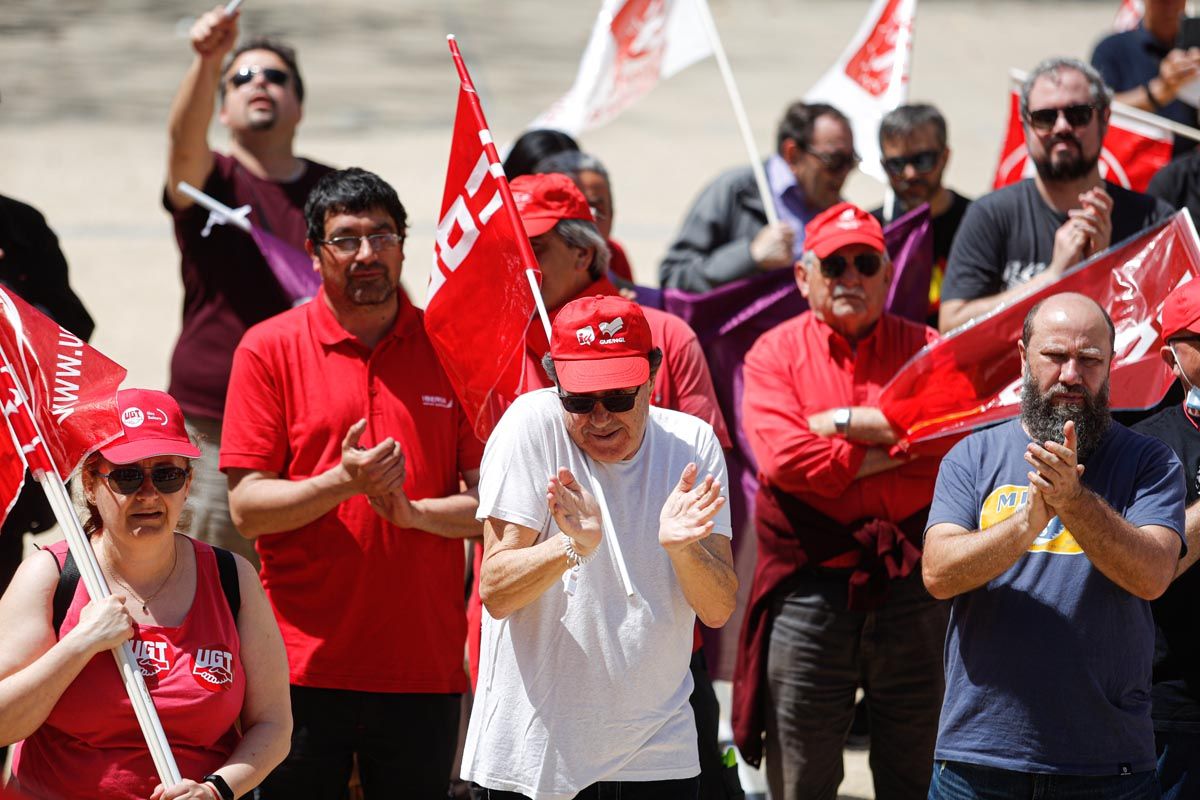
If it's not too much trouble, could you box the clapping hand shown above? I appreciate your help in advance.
[547,468,602,554]
[659,463,725,553]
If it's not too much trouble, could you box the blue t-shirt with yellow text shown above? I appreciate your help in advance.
[927,419,1185,775]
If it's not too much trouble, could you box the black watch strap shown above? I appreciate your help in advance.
[203,774,235,800]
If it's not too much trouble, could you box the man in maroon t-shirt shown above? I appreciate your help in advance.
[163,4,333,565]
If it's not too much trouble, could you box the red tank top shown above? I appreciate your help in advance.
[11,537,245,800]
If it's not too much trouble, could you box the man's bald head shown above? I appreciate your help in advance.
[1021,292,1115,355]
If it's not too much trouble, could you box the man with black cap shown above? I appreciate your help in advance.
[461,294,738,799]
[1132,279,1200,799]
[735,202,948,800]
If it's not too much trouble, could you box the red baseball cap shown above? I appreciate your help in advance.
[1162,278,1200,341]
[804,202,886,259]
[550,295,653,393]
[99,389,202,464]
[510,173,594,238]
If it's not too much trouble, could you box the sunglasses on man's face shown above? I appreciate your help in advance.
[1025,103,1096,132]
[819,253,884,280]
[228,65,290,90]
[882,149,942,177]
[558,391,639,415]
[803,146,860,173]
[97,466,191,496]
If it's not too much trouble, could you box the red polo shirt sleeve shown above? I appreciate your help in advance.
[743,319,867,499]
[222,344,290,474]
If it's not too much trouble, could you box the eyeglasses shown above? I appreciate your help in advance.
[882,149,942,177]
[97,466,191,496]
[803,147,860,173]
[558,391,639,415]
[317,233,403,257]
[228,65,290,90]
[1025,104,1096,132]
[819,253,884,279]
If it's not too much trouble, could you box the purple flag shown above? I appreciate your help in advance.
[643,205,933,679]
[249,226,321,305]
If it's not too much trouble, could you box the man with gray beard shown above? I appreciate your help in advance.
[939,58,1172,333]
[922,292,1186,799]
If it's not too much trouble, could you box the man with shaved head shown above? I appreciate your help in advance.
[923,293,1187,798]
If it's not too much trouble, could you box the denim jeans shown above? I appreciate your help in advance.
[471,776,699,799]
[928,760,1161,800]
[1156,730,1200,800]
[764,570,948,800]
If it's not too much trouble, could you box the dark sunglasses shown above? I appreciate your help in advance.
[882,149,942,176]
[228,65,290,90]
[820,253,884,279]
[803,146,860,173]
[558,392,638,415]
[1026,104,1095,132]
[97,466,191,496]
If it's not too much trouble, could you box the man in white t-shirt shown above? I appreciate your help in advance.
[461,295,738,800]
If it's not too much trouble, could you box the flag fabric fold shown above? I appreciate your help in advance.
[530,0,713,135]
[992,86,1172,192]
[425,37,542,442]
[804,0,916,183]
[248,226,321,305]
[880,212,1200,446]
[0,287,126,526]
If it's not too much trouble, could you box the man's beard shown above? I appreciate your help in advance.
[344,270,396,306]
[1032,134,1099,182]
[1020,371,1112,461]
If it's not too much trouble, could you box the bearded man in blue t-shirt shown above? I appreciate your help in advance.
[923,292,1187,799]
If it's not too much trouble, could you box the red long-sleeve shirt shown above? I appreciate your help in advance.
[743,310,940,526]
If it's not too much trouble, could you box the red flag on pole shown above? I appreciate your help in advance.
[425,36,544,442]
[880,212,1200,446]
[0,288,126,524]
[992,87,1172,192]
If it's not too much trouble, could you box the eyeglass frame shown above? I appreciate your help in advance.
[557,389,640,415]
[881,148,944,177]
[818,252,885,280]
[801,145,861,173]
[315,233,404,257]
[1024,103,1098,133]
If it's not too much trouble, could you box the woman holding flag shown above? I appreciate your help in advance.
[0,389,290,800]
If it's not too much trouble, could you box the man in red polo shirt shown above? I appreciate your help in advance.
[735,203,948,800]
[221,167,483,799]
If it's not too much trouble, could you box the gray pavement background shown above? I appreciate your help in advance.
[0,2,1139,797]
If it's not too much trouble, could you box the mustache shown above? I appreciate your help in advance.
[832,286,866,299]
[1048,133,1081,148]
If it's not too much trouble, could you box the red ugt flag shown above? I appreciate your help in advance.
[993,87,1171,192]
[879,212,1200,446]
[425,37,542,442]
[0,288,126,523]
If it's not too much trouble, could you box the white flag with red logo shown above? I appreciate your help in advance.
[426,37,541,442]
[0,288,125,524]
[1113,0,1144,32]
[991,87,1172,192]
[804,0,916,183]
[530,0,712,135]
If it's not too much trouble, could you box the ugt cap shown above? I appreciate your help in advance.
[550,295,653,393]
[510,173,594,238]
[99,389,202,464]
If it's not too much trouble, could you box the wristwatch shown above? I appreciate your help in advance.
[833,407,852,436]
[202,774,235,800]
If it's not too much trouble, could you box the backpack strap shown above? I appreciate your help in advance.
[213,545,241,624]
[52,548,81,636]
[50,543,242,635]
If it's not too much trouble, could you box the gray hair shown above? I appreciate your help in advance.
[1019,57,1113,120]
[534,151,611,189]
[554,218,610,280]
[878,103,948,150]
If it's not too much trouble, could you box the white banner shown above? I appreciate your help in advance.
[530,0,712,135]
[804,0,917,184]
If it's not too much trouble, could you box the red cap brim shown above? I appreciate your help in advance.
[555,356,649,394]
[100,438,202,465]
[521,215,558,238]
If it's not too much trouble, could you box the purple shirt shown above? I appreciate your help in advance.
[766,153,817,259]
